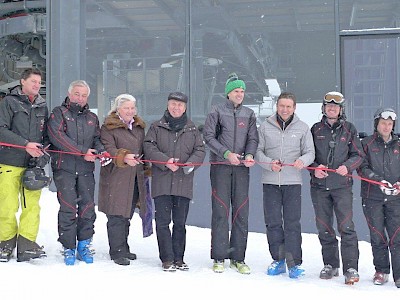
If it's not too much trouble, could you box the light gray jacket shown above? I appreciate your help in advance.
[256,113,315,185]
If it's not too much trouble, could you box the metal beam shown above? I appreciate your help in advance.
[0,14,45,39]
[47,0,86,109]
[0,0,46,17]
[225,31,268,96]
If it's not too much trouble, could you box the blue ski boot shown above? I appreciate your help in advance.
[76,238,94,264]
[267,260,286,275]
[63,248,76,266]
[288,265,305,279]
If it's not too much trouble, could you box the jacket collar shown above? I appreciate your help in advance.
[9,85,46,106]
[62,97,89,114]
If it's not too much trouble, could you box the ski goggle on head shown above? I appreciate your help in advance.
[380,110,397,120]
[324,92,345,105]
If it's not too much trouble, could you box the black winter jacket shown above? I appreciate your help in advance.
[48,97,105,175]
[358,132,400,201]
[143,114,205,200]
[310,116,364,190]
[203,99,259,163]
[0,85,49,167]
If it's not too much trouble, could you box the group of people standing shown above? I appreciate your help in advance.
[0,68,399,289]
[0,68,206,273]
[255,89,400,288]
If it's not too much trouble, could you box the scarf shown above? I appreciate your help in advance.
[164,110,187,132]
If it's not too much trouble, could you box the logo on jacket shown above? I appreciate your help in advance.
[238,121,246,128]
[88,120,94,126]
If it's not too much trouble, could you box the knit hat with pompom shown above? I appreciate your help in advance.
[224,73,246,96]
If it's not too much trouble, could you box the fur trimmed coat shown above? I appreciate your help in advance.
[98,113,147,218]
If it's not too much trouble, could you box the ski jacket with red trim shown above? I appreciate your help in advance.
[358,132,400,201]
[203,99,259,164]
[48,97,105,175]
[310,116,364,190]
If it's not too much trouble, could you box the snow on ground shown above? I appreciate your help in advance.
[1,188,399,299]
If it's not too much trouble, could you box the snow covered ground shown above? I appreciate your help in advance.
[2,188,399,299]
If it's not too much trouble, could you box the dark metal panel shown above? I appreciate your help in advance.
[47,0,86,110]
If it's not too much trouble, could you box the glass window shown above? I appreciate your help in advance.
[84,0,341,125]
[339,0,400,31]
[342,34,400,135]
[77,0,400,126]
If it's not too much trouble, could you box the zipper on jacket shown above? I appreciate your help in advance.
[233,108,237,154]
[173,131,179,165]
[278,129,285,186]
[327,130,336,167]
[277,118,291,186]
[26,102,34,165]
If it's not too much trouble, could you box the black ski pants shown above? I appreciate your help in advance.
[310,186,359,273]
[263,184,302,268]
[210,164,250,262]
[362,197,400,282]
[53,170,96,250]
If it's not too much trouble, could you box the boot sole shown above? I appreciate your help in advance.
[76,256,93,263]
[345,277,360,285]
[320,273,339,279]
[213,264,225,273]
[373,280,388,285]
[17,253,46,262]
[0,249,14,262]
[126,253,137,260]
[0,257,12,262]
[230,264,251,275]
[76,252,93,263]
[113,258,130,266]
[267,269,286,276]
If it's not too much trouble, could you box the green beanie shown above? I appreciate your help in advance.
[225,72,246,96]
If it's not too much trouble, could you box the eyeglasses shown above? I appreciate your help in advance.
[380,110,397,120]
[324,93,344,105]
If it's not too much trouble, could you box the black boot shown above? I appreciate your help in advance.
[113,257,130,266]
[125,219,136,260]
[17,235,46,262]
[107,215,131,260]
[0,235,17,262]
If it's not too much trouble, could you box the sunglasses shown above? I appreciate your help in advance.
[380,110,397,120]
[324,93,344,104]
